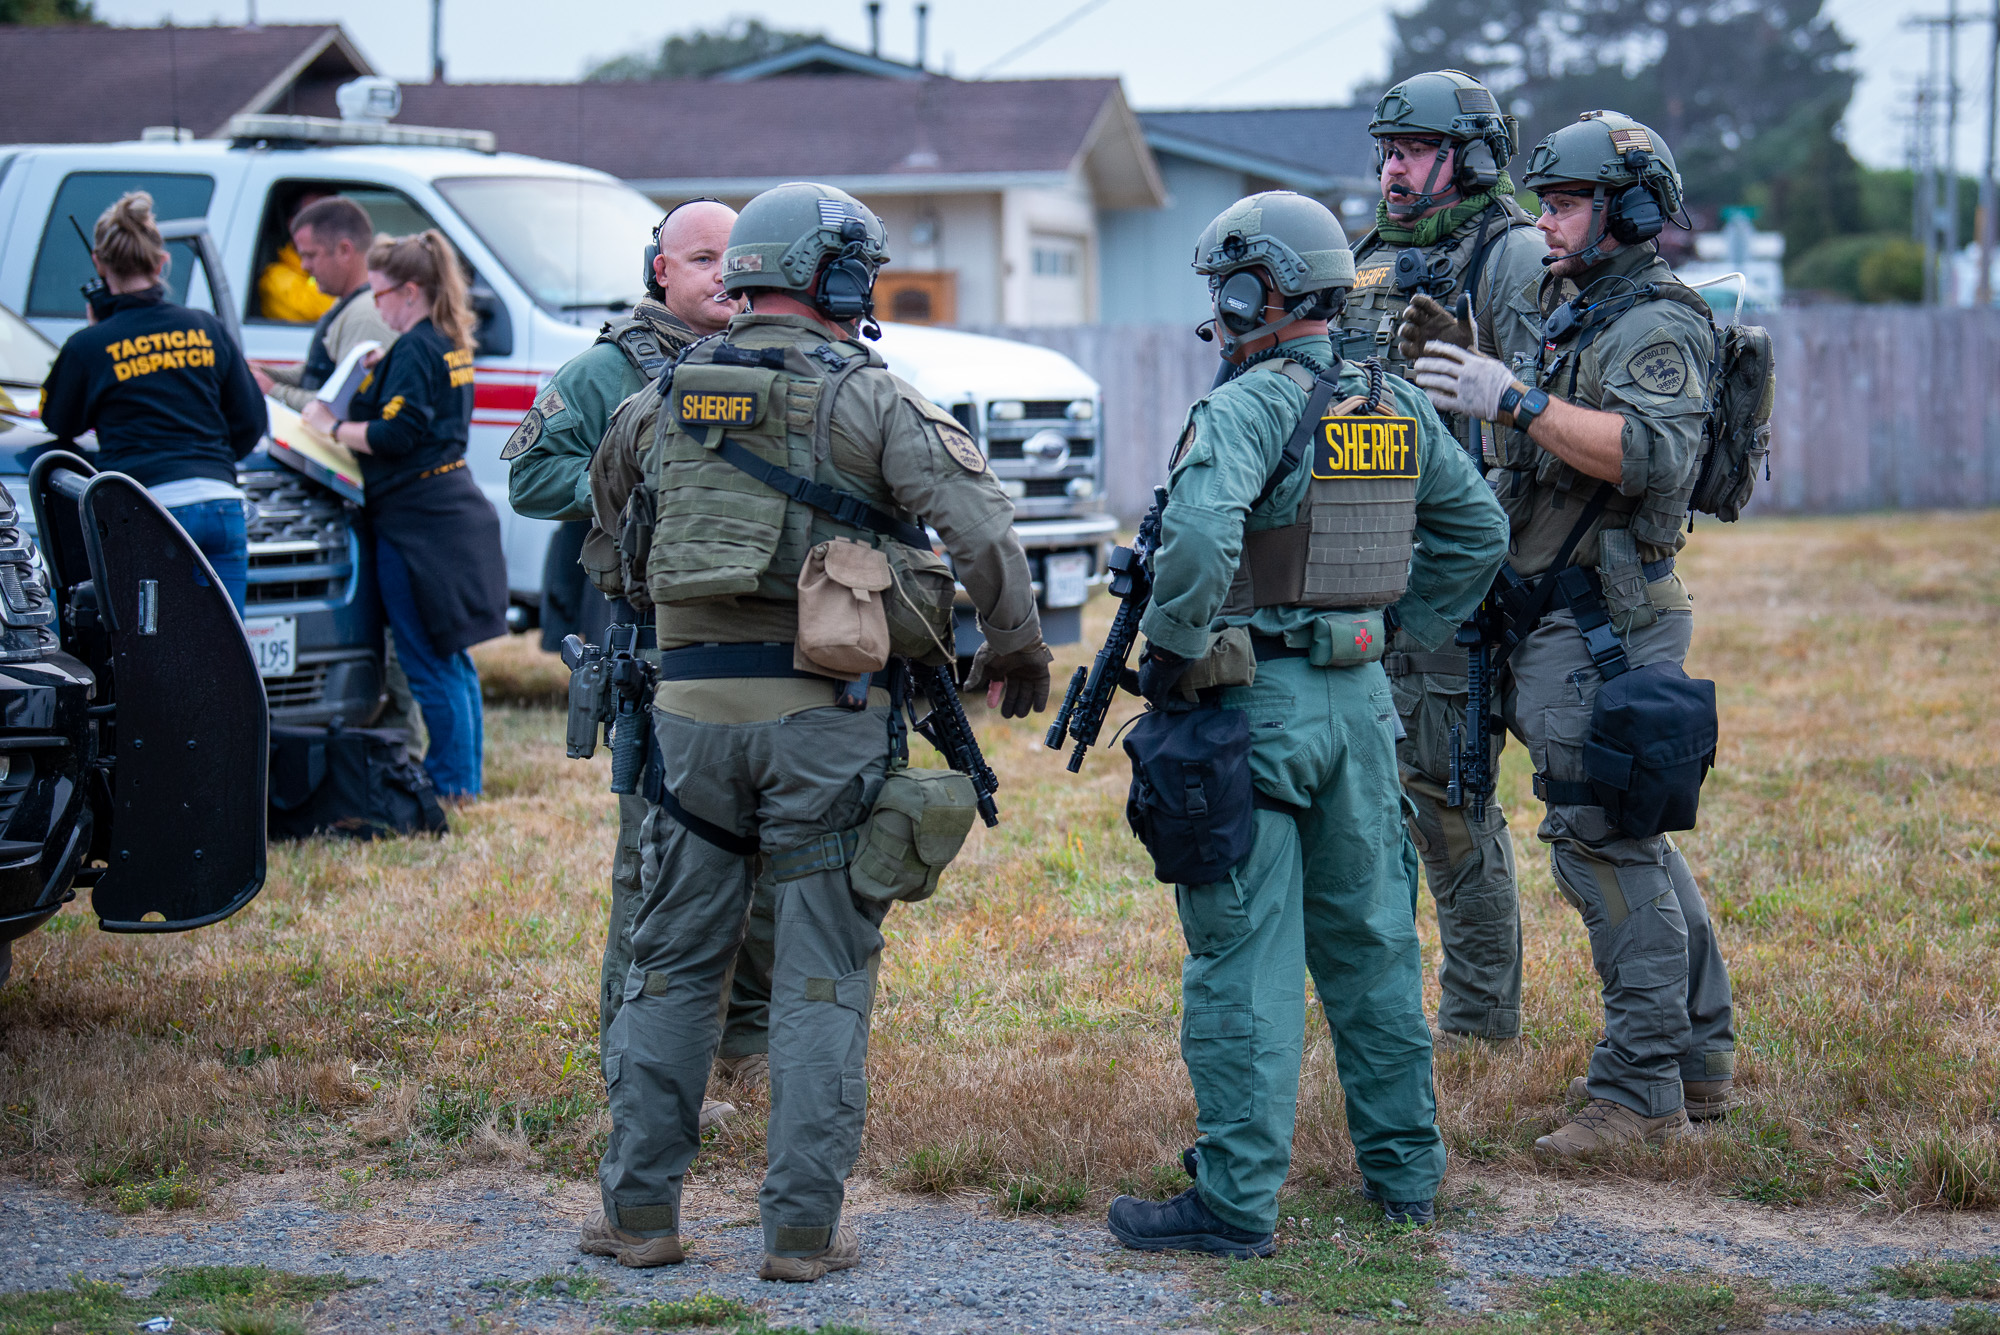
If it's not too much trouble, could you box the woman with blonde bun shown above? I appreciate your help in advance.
[305,230,507,800]
[40,191,264,612]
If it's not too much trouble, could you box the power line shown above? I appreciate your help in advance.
[976,0,1115,77]
[1191,11,1379,101]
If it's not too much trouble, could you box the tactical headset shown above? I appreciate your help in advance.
[642,197,725,296]
[1199,263,1343,355]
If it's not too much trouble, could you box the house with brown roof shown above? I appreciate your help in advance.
[397,74,1164,326]
[0,23,372,143]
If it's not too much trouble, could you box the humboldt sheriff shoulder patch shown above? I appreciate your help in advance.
[675,387,760,427]
[499,409,543,460]
[1626,341,1689,396]
[1315,415,1420,480]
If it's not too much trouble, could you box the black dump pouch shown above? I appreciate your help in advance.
[269,724,449,840]
[1121,705,1256,885]
[1580,662,1717,839]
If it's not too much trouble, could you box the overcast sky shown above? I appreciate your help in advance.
[93,0,1997,175]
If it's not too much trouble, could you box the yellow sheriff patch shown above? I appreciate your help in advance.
[1353,264,1393,291]
[1315,416,1419,480]
[676,388,760,427]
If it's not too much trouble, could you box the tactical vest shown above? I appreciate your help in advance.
[1221,360,1418,614]
[1341,200,1533,374]
[596,313,677,382]
[646,338,924,609]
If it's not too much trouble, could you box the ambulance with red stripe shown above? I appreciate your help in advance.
[0,113,1112,722]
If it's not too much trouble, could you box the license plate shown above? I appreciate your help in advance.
[244,616,297,679]
[1044,552,1091,608]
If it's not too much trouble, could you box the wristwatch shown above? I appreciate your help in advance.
[1498,384,1550,433]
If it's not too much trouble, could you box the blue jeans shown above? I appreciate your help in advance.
[169,498,248,615]
[375,534,484,799]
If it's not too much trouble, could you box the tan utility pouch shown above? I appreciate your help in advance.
[797,538,892,676]
[883,541,957,665]
[1308,610,1388,667]
[1175,626,1257,699]
[1596,528,1658,635]
[848,767,979,903]
[579,523,627,601]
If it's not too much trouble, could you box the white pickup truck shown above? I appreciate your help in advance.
[0,111,1115,698]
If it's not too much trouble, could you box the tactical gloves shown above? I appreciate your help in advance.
[1396,293,1474,362]
[1413,341,1521,422]
[965,642,1053,718]
[1136,646,1191,707]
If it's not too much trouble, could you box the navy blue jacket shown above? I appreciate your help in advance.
[347,317,473,498]
[40,288,263,488]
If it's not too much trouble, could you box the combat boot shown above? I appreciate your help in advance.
[714,1054,769,1091]
[1359,1180,1436,1227]
[579,1211,684,1268]
[759,1223,860,1282]
[1568,1075,1738,1121]
[1107,1187,1275,1259]
[1682,1079,1740,1120]
[699,1098,738,1133]
[1535,1099,1689,1160]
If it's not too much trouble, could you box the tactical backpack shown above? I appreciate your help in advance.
[1687,320,1774,522]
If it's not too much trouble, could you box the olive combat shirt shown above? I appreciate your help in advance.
[1495,244,1714,576]
[591,311,1042,703]
[506,299,698,522]
[1142,334,1508,659]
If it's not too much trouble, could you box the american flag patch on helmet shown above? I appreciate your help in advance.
[1609,126,1654,154]
[818,198,849,228]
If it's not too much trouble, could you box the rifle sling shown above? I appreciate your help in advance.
[713,435,930,550]
[1493,480,1615,669]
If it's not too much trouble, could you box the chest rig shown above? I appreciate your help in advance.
[645,338,923,607]
[596,312,678,382]
[1339,200,1532,377]
[1221,359,1419,615]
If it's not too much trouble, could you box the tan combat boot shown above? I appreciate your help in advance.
[1567,1075,1738,1120]
[1535,1099,1689,1160]
[759,1223,860,1282]
[700,1098,738,1133]
[1682,1079,1739,1120]
[579,1211,685,1268]
[715,1053,769,1091]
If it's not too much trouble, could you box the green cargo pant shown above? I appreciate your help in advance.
[1179,656,1446,1235]
[1501,596,1736,1117]
[599,701,890,1257]
[599,792,774,1068]
[1386,631,1522,1041]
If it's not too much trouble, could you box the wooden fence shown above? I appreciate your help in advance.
[966,308,2000,522]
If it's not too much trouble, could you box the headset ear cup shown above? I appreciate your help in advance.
[815,254,875,321]
[1216,270,1267,334]
[642,243,660,293]
[1456,140,1500,193]
[1606,184,1664,245]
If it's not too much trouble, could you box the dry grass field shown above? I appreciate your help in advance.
[2,510,1997,1229]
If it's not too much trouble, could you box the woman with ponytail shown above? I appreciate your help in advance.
[304,230,507,800]
[40,191,264,612]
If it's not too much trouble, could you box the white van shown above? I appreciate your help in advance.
[0,114,1114,647]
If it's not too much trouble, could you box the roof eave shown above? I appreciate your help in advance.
[625,170,1072,199]
[1073,85,1167,210]
[226,25,375,134]
[712,43,928,82]
[1141,129,1341,193]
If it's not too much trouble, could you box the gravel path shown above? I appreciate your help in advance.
[3,1168,1996,1332]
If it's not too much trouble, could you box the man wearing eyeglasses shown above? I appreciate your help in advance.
[502,200,771,1142]
[1343,70,1549,1053]
[1409,112,1737,1158]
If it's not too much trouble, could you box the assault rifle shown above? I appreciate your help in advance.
[1044,485,1168,772]
[1445,603,1500,822]
[560,624,656,796]
[907,662,1000,827]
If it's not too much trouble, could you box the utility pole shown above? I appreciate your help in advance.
[1912,10,1981,301]
[430,0,445,84]
[1980,0,1999,305]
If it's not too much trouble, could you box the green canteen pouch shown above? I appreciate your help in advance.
[1596,527,1658,635]
[1176,625,1257,698]
[883,540,958,665]
[1308,610,1387,667]
[848,767,979,904]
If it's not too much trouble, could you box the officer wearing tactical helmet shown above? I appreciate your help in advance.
[1346,69,1550,1052]
[582,182,1050,1279]
[1411,112,1737,1158]
[1103,191,1505,1255]
[501,199,760,1135]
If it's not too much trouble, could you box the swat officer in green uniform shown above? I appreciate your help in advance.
[1345,69,1549,1048]
[583,183,1050,1276]
[1410,112,1737,1157]
[501,200,769,1117]
[1104,192,1507,1256]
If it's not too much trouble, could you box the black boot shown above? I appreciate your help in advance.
[1360,1180,1434,1227]
[1107,1186,1274,1259]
